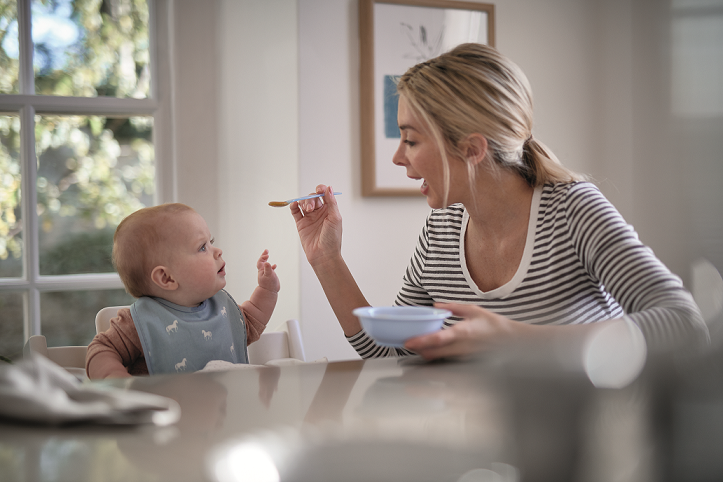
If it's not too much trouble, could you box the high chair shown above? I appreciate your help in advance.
[23,335,88,380]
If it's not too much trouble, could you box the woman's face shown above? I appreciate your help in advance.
[392,97,449,208]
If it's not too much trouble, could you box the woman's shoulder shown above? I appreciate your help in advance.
[428,203,466,224]
[541,181,608,210]
[542,180,600,197]
[421,204,466,237]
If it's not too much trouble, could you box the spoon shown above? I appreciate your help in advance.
[268,192,342,207]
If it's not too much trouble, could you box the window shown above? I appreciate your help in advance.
[0,0,163,360]
[671,0,723,117]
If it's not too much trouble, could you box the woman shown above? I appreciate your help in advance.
[291,43,707,360]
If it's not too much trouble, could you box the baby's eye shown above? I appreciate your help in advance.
[199,243,207,252]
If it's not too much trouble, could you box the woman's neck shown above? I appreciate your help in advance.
[463,170,535,241]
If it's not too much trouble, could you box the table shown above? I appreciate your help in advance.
[1,343,723,482]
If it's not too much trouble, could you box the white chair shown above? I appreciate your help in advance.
[23,335,88,380]
[95,305,306,365]
[247,319,307,364]
[95,305,129,334]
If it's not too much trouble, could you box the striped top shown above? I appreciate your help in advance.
[348,182,707,358]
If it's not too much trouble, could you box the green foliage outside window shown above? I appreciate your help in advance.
[0,0,154,276]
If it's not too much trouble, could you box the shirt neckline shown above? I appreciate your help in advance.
[459,185,541,299]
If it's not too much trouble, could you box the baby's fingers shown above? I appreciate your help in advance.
[257,249,271,269]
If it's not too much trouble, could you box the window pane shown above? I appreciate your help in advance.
[0,291,25,362]
[32,0,150,98]
[0,114,22,278]
[41,288,134,347]
[36,115,154,276]
[0,1,20,94]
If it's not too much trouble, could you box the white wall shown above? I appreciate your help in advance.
[175,0,722,362]
[216,0,301,334]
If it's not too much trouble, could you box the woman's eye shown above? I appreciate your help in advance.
[404,139,416,147]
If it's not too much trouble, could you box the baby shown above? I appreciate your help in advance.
[86,203,279,378]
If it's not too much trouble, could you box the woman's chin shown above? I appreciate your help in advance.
[426,197,444,210]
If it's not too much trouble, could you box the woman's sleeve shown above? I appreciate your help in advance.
[86,308,145,378]
[566,183,709,352]
[346,215,434,358]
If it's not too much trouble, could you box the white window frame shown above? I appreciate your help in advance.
[0,0,173,340]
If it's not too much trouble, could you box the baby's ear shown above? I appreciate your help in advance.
[150,266,178,291]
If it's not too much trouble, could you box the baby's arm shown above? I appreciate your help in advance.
[86,308,144,379]
[241,249,280,344]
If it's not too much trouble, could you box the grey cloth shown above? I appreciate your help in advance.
[0,355,180,425]
[132,290,249,375]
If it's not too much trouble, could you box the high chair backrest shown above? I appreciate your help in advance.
[23,335,88,380]
[247,319,307,365]
[95,305,130,334]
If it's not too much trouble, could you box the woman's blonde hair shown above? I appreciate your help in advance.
[396,43,584,201]
[112,203,195,298]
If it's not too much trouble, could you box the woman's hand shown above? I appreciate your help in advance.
[404,303,523,360]
[290,185,343,268]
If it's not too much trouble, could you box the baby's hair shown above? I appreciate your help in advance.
[113,203,195,298]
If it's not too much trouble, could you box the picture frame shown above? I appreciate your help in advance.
[359,0,495,197]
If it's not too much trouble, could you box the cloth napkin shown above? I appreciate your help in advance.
[0,354,180,426]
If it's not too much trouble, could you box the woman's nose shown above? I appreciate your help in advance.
[392,141,406,166]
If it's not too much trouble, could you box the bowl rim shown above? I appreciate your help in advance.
[352,306,452,321]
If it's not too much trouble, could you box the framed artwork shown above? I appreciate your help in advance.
[359,0,495,197]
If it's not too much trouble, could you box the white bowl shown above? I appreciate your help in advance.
[352,306,451,347]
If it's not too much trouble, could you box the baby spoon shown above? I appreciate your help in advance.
[268,192,342,207]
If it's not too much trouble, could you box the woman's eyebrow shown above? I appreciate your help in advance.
[398,124,417,131]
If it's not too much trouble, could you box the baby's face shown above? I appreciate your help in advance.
[165,211,226,305]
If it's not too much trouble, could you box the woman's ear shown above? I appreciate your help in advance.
[151,266,178,291]
[463,133,488,166]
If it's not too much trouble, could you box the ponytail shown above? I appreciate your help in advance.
[518,135,586,186]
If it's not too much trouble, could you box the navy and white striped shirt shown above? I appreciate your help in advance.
[348,182,707,358]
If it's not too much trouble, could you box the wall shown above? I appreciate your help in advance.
[171,1,301,334]
[215,0,301,334]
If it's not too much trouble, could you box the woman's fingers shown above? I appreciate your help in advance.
[404,303,507,360]
[405,325,456,353]
[295,184,338,214]
[435,302,488,319]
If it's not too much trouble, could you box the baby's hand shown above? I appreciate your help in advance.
[257,249,280,293]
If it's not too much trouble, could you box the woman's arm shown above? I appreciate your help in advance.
[404,303,594,360]
[566,183,708,352]
[291,185,370,336]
